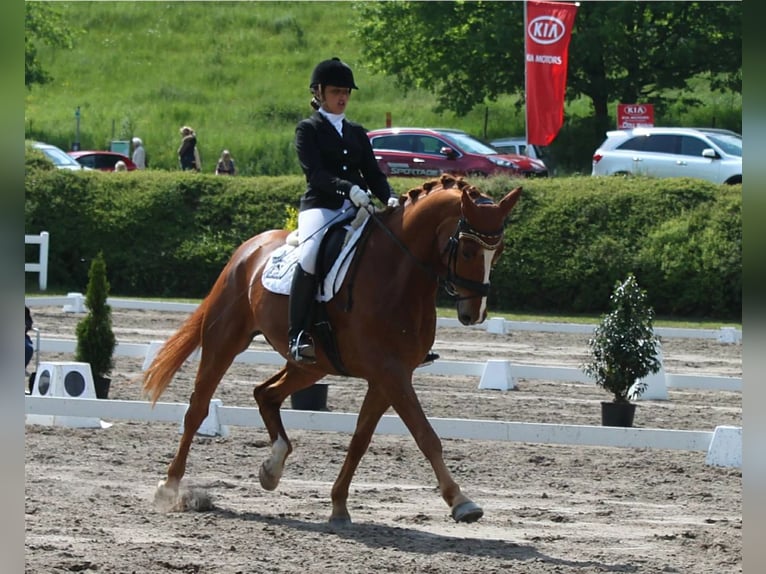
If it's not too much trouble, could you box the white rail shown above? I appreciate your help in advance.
[25,231,49,291]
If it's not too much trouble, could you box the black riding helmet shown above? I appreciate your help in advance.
[309,57,359,90]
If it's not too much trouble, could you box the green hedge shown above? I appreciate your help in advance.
[25,168,741,320]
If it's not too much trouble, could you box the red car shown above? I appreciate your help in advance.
[67,150,138,172]
[367,127,548,178]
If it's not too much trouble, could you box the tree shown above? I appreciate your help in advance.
[25,2,78,89]
[354,1,741,136]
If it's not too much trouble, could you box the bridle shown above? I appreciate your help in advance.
[442,212,505,301]
[366,197,506,302]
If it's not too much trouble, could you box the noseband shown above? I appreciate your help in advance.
[442,216,505,301]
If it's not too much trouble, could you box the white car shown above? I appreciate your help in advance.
[591,127,741,185]
[31,141,88,170]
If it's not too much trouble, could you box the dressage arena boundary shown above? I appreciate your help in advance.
[24,394,742,468]
[25,295,742,467]
[25,293,743,343]
[34,336,743,396]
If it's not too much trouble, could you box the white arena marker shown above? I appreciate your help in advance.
[705,425,742,468]
[486,317,506,335]
[478,360,516,391]
[631,344,668,401]
[179,399,229,437]
[25,361,104,428]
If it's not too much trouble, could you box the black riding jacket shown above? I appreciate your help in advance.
[295,112,392,211]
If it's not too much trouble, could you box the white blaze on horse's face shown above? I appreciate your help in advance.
[478,247,494,319]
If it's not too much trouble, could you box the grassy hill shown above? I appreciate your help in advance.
[25,1,529,175]
[25,2,740,175]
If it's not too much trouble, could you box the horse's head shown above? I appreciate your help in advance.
[409,175,521,325]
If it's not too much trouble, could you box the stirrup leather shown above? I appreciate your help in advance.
[290,331,316,363]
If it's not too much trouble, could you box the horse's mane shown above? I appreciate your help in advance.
[404,174,484,204]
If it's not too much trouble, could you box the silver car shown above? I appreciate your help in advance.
[591,127,741,185]
[31,141,88,170]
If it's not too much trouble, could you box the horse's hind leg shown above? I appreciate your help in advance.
[253,364,324,491]
[329,385,390,526]
[155,345,239,506]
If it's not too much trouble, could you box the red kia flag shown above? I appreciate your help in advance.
[525,1,578,145]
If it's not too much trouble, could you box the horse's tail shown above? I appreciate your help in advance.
[142,302,205,405]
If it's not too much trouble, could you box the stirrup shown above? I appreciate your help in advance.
[419,351,440,367]
[290,332,316,364]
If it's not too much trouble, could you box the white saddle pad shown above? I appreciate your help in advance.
[261,217,370,302]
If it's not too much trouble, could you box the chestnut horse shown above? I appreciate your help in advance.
[143,174,522,525]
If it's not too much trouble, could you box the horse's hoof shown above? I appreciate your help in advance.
[451,501,484,523]
[328,515,352,528]
[259,462,280,491]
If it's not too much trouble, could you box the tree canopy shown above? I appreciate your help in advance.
[25,2,77,89]
[354,1,741,133]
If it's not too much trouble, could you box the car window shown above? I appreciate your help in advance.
[619,134,678,154]
[371,134,414,152]
[440,132,498,155]
[40,146,80,167]
[76,155,96,169]
[416,136,446,154]
[679,136,708,157]
[96,155,119,170]
[707,133,742,157]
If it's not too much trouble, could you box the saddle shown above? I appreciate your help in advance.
[261,213,374,375]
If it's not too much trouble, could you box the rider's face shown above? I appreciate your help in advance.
[321,85,351,114]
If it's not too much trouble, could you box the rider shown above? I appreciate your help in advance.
[289,57,397,363]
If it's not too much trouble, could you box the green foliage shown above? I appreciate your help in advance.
[24,2,741,176]
[582,274,662,404]
[24,161,741,320]
[75,252,116,378]
[25,2,78,89]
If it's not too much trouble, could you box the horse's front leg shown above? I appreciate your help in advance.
[375,370,484,523]
[253,365,323,490]
[329,384,390,526]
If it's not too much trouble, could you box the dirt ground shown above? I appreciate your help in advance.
[25,306,742,573]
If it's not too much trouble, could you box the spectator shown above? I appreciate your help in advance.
[131,137,146,169]
[215,149,237,175]
[114,160,128,172]
[178,126,200,171]
[25,306,34,368]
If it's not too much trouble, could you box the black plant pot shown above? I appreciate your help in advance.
[290,383,328,411]
[94,376,111,399]
[601,401,636,427]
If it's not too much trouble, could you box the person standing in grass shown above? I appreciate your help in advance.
[131,137,146,169]
[178,126,200,171]
[215,149,237,175]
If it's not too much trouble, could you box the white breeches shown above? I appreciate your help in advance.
[297,201,353,274]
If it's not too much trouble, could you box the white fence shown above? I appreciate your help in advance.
[25,231,49,291]
[23,394,742,468]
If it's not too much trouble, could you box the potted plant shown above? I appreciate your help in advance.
[582,273,661,427]
[75,252,116,399]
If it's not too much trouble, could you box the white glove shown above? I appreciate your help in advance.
[387,196,399,208]
[349,185,371,208]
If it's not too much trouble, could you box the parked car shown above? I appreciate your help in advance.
[367,127,548,178]
[490,136,550,174]
[67,150,138,172]
[591,127,742,185]
[30,141,88,170]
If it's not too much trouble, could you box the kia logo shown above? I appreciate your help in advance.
[625,105,647,114]
[528,16,567,45]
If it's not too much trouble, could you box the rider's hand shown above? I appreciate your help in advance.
[349,185,371,208]
[387,196,399,208]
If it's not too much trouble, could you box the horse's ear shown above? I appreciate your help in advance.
[498,187,522,215]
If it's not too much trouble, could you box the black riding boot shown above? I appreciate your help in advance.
[288,264,318,363]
